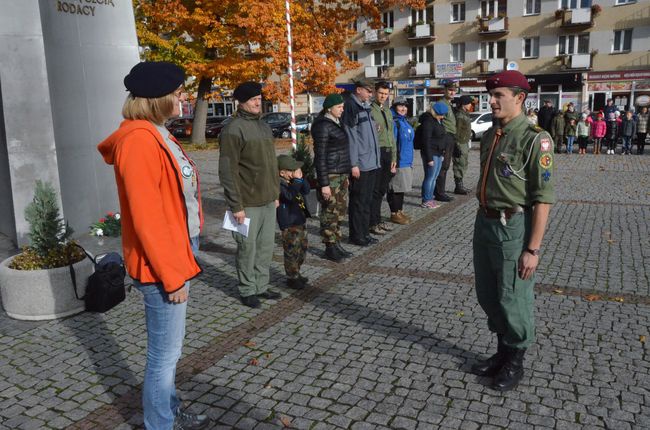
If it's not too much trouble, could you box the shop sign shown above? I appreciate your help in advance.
[435,62,463,78]
[587,70,650,81]
[636,95,650,106]
[525,94,539,110]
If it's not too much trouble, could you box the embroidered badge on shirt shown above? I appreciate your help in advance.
[501,165,512,177]
[539,154,553,169]
[540,138,551,152]
[181,165,193,178]
[542,170,551,182]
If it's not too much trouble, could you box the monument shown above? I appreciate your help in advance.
[0,0,140,246]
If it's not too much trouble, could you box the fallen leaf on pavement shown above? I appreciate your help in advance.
[280,416,292,428]
[607,239,615,244]
[584,294,601,302]
[640,335,646,344]
[265,353,272,359]
[456,311,464,317]
[249,358,259,366]
[553,289,564,294]
[612,297,624,303]
[244,341,256,348]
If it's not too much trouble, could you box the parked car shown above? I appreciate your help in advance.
[261,112,292,138]
[165,117,193,138]
[204,116,229,138]
[469,112,493,141]
[296,113,317,133]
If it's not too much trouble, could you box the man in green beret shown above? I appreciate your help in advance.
[472,70,555,391]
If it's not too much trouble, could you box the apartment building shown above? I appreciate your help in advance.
[335,0,650,115]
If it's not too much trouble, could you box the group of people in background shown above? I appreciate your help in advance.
[533,98,649,155]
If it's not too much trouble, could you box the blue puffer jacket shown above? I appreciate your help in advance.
[391,109,414,168]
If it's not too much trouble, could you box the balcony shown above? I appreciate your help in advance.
[478,58,506,74]
[560,8,593,28]
[561,53,592,70]
[407,23,435,41]
[409,62,433,77]
[363,29,391,46]
[478,16,509,35]
[365,65,392,79]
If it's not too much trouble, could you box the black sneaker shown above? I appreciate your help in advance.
[287,278,306,289]
[335,243,353,257]
[241,295,261,308]
[258,289,281,300]
[298,274,309,284]
[364,236,379,244]
[173,409,210,430]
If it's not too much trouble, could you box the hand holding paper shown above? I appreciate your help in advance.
[223,210,250,237]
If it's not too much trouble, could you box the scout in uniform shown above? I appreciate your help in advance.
[454,95,474,194]
[434,79,459,201]
[472,70,556,391]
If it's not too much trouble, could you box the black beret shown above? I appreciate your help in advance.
[124,61,184,98]
[233,81,262,103]
[485,70,531,92]
[458,95,474,106]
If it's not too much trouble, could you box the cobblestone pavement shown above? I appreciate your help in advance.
[0,147,649,430]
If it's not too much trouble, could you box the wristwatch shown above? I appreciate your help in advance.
[526,248,540,256]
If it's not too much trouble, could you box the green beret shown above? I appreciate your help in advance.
[323,93,344,110]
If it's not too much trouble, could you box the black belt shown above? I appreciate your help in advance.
[479,206,526,220]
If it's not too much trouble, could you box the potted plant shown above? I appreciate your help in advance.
[0,181,93,320]
[291,134,320,216]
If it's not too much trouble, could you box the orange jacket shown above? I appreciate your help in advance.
[98,120,202,293]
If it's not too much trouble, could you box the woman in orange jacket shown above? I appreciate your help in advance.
[98,62,208,430]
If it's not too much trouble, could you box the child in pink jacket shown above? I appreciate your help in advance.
[591,112,607,154]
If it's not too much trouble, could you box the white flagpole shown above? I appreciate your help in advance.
[285,0,297,148]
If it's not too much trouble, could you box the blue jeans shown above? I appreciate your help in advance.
[622,136,632,152]
[421,155,443,202]
[566,136,575,153]
[136,236,199,430]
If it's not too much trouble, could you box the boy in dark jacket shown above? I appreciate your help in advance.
[277,154,310,289]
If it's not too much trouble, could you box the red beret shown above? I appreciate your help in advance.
[485,70,530,92]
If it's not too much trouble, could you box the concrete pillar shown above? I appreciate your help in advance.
[0,0,139,246]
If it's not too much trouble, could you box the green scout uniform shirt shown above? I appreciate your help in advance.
[455,108,472,145]
[476,113,556,210]
[442,98,457,136]
[370,101,397,163]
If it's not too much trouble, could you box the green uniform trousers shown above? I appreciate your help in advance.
[473,210,535,349]
[452,141,469,181]
[233,201,276,297]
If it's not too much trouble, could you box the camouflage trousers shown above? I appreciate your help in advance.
[318,174,349,245]
[281,225,307,279]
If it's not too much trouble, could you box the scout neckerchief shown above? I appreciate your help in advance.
[479,128,502,209]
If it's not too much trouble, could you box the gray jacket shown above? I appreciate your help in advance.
[342,94,380,172]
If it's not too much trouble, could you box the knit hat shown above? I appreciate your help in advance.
[322,93,344,110]
[458,95,474,106]
[124,62,184,98]
[233,81,262,103]
[392,98,408,108]
[432,101,448,115]
[277,154,303,171]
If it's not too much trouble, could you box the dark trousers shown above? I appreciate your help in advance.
[387,192,404,212]
[369,148,393,227]
[349,168,378,242]
[434,136,455,198]
[638,132,647,154]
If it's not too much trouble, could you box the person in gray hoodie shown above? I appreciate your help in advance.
[343,79,381,246]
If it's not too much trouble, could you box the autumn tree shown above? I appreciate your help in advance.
[134,0,424,144]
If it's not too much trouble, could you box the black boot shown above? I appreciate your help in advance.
[492,347,526,392]
[325,244,344,262]
[287,277,306,290]
[454,178,469,195]
[335,242,353,257]
[434,174,454,202]
[471,335,507,377]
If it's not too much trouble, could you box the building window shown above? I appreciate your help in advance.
[411,46,434,63]
[451,43,466,62]
[561,0,591,8]
[480,0,507,17]
[559,34,589,55]
[613,29,632,52]
[412,6,434,24]
[346,51,358,61]
[348,19,358,32]
[382,11,394,29]
[615,0,635,4]
[524,0,540,15]
[451,3,466,22]
[480,41,506,59]
[523,37,539,58]
[373,48,394,66]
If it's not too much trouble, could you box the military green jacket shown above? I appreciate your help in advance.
[455,108,472,145]
[218,108,279,212]
[476,113,556,209]
[370,101,397,163]
[442,98,457,136]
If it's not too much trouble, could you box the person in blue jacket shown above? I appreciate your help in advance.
[277,154,311,289]
[387,99,415,224]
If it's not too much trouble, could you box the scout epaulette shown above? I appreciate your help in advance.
[529,124,544,133]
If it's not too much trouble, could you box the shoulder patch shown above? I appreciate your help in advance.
[529,124,544,133]
[539,137,552,152]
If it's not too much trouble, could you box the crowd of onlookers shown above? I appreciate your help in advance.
[530,98,648,155]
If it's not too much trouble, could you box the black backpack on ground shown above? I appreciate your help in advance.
[70,247,127,313]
